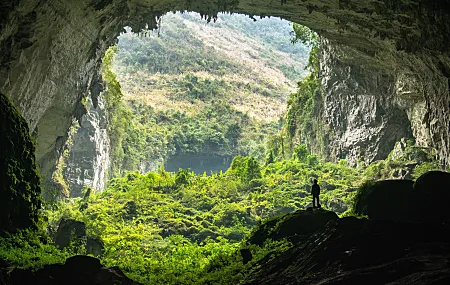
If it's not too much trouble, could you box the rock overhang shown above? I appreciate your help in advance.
[0,0,449,180]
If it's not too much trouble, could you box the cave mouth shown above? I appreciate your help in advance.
[101,11,310,175]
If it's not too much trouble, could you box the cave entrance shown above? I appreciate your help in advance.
[102,12,310,175]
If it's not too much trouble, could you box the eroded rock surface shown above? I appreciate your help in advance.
[63,95,110,197]
[319,39,414,165]
[244,217,450,285]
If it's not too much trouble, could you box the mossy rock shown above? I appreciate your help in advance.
[0,92,41,232]
[353,180,414,222]
[54,218,86,249]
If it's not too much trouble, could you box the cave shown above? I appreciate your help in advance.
[1,1,450,283]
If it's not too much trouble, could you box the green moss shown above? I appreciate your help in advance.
[0,92,42,232]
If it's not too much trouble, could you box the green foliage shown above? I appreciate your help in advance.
[293,144,309,162]
[363,139,440,181]
[228,155,262,184]
[38,153,362,284]
[284,25,329,160]
[351,180,375,215]
[412,162,440,179]
[0,229,69,269]
[102,46,134,177]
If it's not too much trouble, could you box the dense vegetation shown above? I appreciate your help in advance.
[2,138,441,284]
[3,146,362,284]
[284,24,330,157]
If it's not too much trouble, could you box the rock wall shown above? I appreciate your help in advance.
[63,96,110,197]
[316,34,450,166]
[0,0,449,184]
[318,39,413,165]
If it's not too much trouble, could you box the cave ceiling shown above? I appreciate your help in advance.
[0,0,449,178]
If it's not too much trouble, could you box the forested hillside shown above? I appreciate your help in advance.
[110,12,309,174]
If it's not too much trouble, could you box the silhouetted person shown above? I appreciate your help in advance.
[311,179,321,208]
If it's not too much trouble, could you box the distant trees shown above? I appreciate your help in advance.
[228,155,262,184]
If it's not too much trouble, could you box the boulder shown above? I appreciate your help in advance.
[411,171,450,223]
[54,218,104,255]
[353,180,414,222]
[54,219,86,249]
[122,201,137,220]
[247,209,338,246]
[240,248,253,264]
[8,255,142,285]
[354,172,450,224]
[326,199,348,213]
[321,181,337,191]
[86,236,105,256]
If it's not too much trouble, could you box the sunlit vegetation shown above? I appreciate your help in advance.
[42,149,360,284]
[363,139,441,180]
[108,12,309,175]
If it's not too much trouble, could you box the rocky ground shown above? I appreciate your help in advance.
[243,212,450,285]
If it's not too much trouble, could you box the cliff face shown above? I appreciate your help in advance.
[316,35,449,166]
[317,39,413,165]
[0,0,449,183]
[63,96,110,197]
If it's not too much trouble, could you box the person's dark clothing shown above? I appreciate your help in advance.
[311,183,321,208]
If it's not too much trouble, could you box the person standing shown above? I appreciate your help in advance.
[311,179,321,208]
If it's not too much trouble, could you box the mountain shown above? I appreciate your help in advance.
[110,12,309,174]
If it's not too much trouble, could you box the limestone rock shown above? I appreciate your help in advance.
[353,172,450,224]
[325,198,348,213]
[353,180,414,222]
[319,39,414,165]
[54,219,87,250]
[412,171,450,224]
[86,236,105,257]
[8,255,142,285]
[53,218,104,256]
[243,217,450,285]
[246,209,338,246]
[63,95,110,198]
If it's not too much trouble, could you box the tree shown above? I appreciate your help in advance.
[228,155,261,184]
[293,144,309,162]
